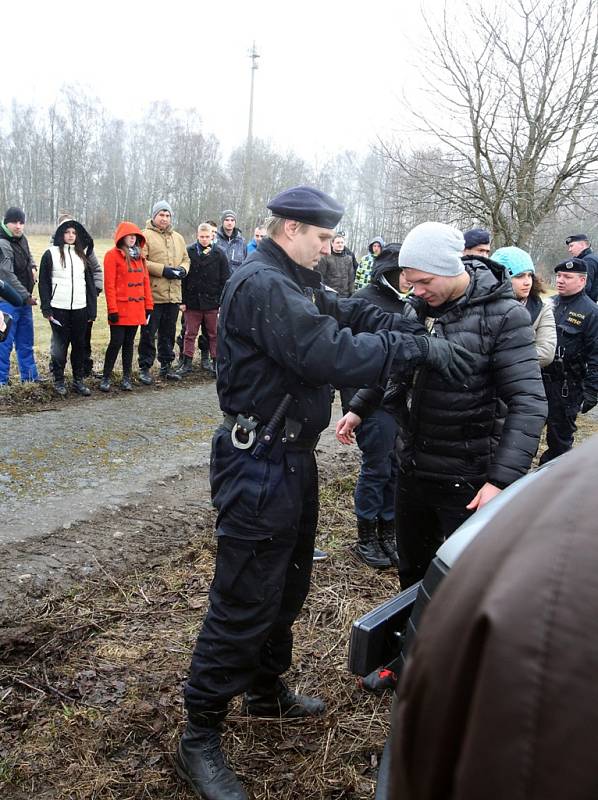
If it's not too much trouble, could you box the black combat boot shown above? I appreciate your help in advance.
[99,376,111,392]
[200,352,212,371]
[120,375,133,391]
[209,358,217,377]
[175,712,247,800]
[355,518,392,569]
[176,355,193,377]
[378,518,400,567]
[242,677,326,718]
[160,363,182,381]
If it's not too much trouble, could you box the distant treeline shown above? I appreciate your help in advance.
[1,87,596,270]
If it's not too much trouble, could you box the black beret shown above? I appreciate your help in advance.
[267,185,344,229]
[555,258,587,274]
[463,228,490,249]
[565,233,589,245]
[3,206,25,224]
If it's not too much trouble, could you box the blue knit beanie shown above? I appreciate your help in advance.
[492,246,535,277]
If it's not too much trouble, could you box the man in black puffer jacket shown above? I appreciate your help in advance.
[337,221,547,588]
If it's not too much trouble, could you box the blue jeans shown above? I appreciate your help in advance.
[0,301,38,384]
[354,408,399,521]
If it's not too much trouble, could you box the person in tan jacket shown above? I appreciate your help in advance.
[137,201,190,383]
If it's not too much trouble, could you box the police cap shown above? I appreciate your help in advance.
[555,258,587,274]
[463,227,490,249]
[565,233,589,245]
[267,186,344,229]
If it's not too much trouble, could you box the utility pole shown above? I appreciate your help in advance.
[240,42,260,228]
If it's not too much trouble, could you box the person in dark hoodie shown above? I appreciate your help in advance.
[215,210,247,272]
[339,244,413,569]
[388,433,598,800]
[337,221,547,588]
[177,223,230,377]
[355,236,385,290]
[39,220,97,397]
[0,207,40,385]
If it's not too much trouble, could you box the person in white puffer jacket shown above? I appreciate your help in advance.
[38,219,97,397]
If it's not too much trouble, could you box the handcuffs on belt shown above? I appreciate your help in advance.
[230,393,303,459]
[231,414,259,450]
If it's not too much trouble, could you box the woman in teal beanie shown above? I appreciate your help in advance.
[492,246,556,368]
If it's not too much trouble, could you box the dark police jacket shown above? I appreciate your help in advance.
[579,246,598,302]
[216,237,427,441]
[543,290,598,394]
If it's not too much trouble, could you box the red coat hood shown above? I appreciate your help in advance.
[114,221,145,248]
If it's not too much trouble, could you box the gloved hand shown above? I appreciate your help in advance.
[580,391,597,414]
[163,266,185,279]
[108,312,119,324]
[417,336,476,385]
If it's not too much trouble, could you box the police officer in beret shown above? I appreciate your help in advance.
[463,227,491,258]
[565,233,598,301]
[175,186,476,799]
[539,257,598,464]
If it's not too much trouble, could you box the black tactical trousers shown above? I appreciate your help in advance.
[138,302,179,369]
[395,473,480,589]
[184,445,318,713]
[539,377,583,464]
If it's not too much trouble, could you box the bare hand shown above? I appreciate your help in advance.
[336,411,362,445]
[179,304,186,312]
[466,482,502,511]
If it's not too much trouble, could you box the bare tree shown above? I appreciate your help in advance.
[381,0,598,248]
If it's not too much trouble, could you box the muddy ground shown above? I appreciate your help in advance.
[0,374,402,800]
[1,375,598,799]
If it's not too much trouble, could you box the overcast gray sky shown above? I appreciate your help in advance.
[5,0,449,160]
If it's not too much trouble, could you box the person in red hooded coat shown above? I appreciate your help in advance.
[100,222,153,391]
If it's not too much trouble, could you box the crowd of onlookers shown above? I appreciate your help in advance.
[0,205,259,395]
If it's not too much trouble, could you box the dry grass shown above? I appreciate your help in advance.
[0,472,399,799]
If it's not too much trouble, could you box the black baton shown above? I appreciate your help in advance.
[251,393,294,460]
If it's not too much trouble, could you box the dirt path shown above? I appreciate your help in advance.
[0,383,356,624]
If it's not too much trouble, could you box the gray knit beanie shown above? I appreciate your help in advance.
[221,209,237,223]
[151,200,173,220]
[398,221,465,276]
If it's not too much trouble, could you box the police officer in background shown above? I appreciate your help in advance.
[565,233,598,301]
[539,257,598,464]
[175,186,476,800]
